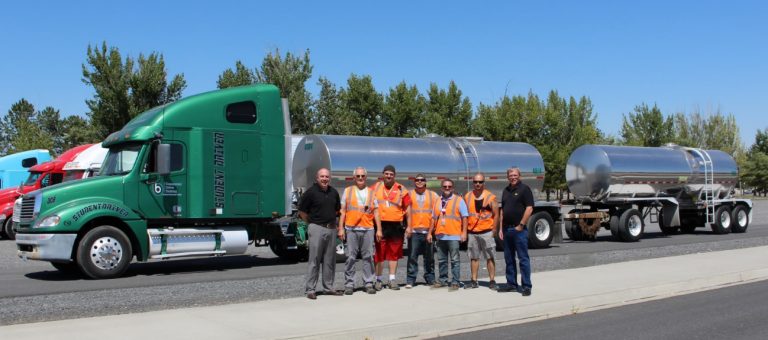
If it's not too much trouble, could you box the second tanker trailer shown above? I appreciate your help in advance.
[564,144,752,242]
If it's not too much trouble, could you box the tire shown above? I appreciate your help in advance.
[270,237,308,262]
[730,205,750,233]
[564,220,584,241]
[76,226,132,279]
[3,218,16,240]
[710,205,732,234]
[609,215,622,241]
[618,209,644,242]
[527,212,554,248]
[51,262,80,274]
[658,211,678,235]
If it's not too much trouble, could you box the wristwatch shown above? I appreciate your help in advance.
[518,223,525,227]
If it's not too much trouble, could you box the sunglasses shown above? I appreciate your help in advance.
[414,178,426,182]
[473,180,484,184]
[355,175,366,178]
[442,186,453,189]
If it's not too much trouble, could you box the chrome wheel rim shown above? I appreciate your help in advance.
[719,211,731,228]
[534,219,550,241]
[89,236,123,271]
[737,210,748,227]
[628,215,643,237]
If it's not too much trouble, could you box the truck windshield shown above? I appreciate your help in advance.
[24,172,42,186]
[63,170,86,182]
[101,144,142,176]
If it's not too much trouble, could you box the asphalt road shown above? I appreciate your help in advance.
[438,278,768,340]
[0,200,766,325]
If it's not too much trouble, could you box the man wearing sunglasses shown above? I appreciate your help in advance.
[372,164,410,290]
[339,167,377,295]
[404,174,439,288]
[428,179,468,291]
[464,173,499,290]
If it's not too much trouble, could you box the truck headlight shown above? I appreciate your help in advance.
[33,215,61,228]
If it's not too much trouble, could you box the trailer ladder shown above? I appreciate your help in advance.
[689,148,715,224]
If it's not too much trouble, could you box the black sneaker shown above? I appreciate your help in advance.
[488,280,498,290]
[522,288,532,296]
[497,285,519,293]
[465,280,479,289]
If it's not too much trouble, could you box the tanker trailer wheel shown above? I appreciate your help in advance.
[618,209,644,242]
[527,212,554,248]
[3,218,16,240]
[658,211,679,235]
[730,205,750,233]
[609,215,622,241]
[75,226,133,279]
[564,220,584,241]
[710,206,732,234]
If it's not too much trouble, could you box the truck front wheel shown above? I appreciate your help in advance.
[76,226,132,279]
[3,218,16,240]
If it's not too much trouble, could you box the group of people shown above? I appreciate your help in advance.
[298,165,534,300]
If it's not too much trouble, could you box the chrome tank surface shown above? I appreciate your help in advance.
[566,145,738,200]
[292,135,545,197]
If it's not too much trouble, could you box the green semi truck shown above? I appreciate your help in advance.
[15,85,302,278]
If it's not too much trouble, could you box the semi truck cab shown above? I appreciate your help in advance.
[16,85,289,279]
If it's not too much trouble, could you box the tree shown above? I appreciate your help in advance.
[742,151,768,195]
[425,81,472,137]
[59,115,101,151]
[313,77,359,135]
[382,82,426,137]
[750,128,768,155]
[0,99,54,155]
[343,74,384,136]
[217,60,256,89]
[255,49,314,134]
[620,103,674,146]
[82,42,186,139]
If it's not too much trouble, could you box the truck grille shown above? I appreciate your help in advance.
[19,197,36,223]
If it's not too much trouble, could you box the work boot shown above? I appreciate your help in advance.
[365,286,377,294]
[448,284,460,291]
[344,287,354,295]
[488,280,498,290]
[465,280,478,289]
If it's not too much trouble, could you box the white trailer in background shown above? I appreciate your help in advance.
[62,143,108,182]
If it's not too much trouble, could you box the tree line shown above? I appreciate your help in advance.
[1,42,764,195]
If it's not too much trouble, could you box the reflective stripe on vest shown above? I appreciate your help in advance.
[374,181,407,222]
[436,195,462,236]
[343,186,374,228]
[465,190,495,232]
[409,190,436,229]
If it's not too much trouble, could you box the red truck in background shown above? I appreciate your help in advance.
[0,144,93,240]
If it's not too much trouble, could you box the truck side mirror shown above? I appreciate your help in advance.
[21,157,38,168]
[156,143,171,175]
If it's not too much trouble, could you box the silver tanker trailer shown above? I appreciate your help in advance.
[290,134,561,249]
[564,144,752,242]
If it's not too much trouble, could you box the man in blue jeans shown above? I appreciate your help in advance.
[497,167,534,296]
[405,174,439,288]
[428,179,468,291]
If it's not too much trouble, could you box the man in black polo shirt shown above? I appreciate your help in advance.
[496,167,534,296]
[299,168,342,300]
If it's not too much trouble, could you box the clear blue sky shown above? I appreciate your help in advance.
[1,0,766,146]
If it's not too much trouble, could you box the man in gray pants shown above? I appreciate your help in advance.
[338,167,377,295]
[299,168,343,300]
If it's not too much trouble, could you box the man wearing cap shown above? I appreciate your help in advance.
[429,178,468,291]
[464,172,498,289]
[299,168,343,300]
[373,164,410,290]
[338,167,377,295]
[404,173,439,288]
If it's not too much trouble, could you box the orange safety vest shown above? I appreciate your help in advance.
[373,181,407,222]
[465,190,496,233]
[435,195,463,236]
[342,186,375,228]
[409,189,438,231]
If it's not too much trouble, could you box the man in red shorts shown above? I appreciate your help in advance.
[373,164,410,290]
